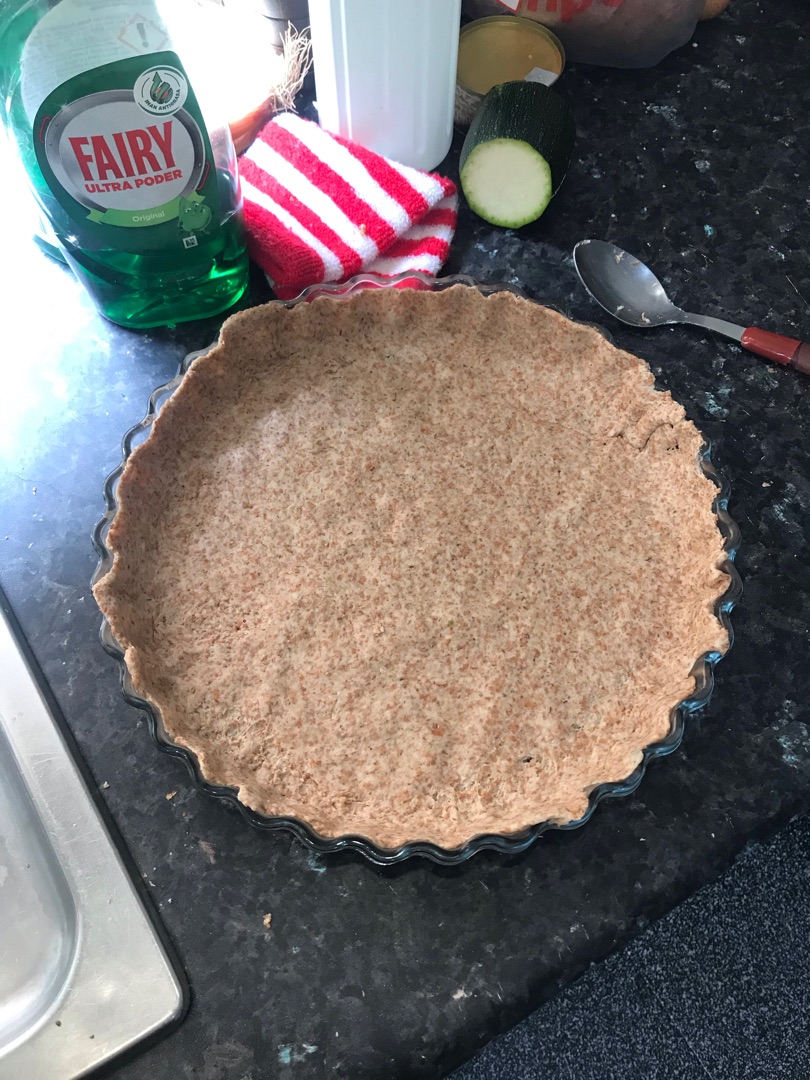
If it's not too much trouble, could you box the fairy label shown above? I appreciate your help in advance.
[31,50,220,250]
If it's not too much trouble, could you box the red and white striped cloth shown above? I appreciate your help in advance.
[240,113,457,300]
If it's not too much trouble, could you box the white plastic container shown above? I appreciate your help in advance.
[308,0,462,171]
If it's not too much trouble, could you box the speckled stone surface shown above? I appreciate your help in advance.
[1,0,808,1077]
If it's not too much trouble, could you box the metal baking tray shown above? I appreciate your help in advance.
[0,590,186,1079]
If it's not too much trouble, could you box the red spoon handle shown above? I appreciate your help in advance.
[741,327,810,374]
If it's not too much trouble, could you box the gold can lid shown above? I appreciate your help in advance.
[457,15,565,96]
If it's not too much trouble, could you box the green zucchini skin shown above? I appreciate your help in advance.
[460,81,575,227]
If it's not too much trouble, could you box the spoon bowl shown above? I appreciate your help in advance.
[573,240,682,327]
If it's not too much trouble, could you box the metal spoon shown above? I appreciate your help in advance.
[573,239,810,376]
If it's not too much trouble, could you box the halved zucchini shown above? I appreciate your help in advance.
[460,81,575,228]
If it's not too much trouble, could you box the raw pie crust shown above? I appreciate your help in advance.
[94,286,730,849]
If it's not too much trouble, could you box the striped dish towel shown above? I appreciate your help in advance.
[240,112,457,300]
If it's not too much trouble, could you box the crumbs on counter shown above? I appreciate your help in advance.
[199,839,216,864]
[263,912,273,930]
[101,781,109,789]
[166,790,177,800]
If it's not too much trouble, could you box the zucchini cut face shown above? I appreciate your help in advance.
[461,138,553,229]
[459,81,575,228]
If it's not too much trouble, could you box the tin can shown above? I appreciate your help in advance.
[455,15,565,128]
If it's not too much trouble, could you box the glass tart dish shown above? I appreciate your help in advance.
[92,272,741,866]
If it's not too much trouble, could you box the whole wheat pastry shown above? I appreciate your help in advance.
[94,286,730,848]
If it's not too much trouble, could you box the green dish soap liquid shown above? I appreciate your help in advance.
[0,0,249,328]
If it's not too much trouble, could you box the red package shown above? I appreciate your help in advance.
[463,0,710,67]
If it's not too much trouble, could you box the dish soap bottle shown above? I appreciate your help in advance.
[0,0,249,328]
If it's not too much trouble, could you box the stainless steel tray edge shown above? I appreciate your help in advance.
[0,597,186,1079]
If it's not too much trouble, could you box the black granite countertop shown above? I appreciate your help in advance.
[1,1,809,1077]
